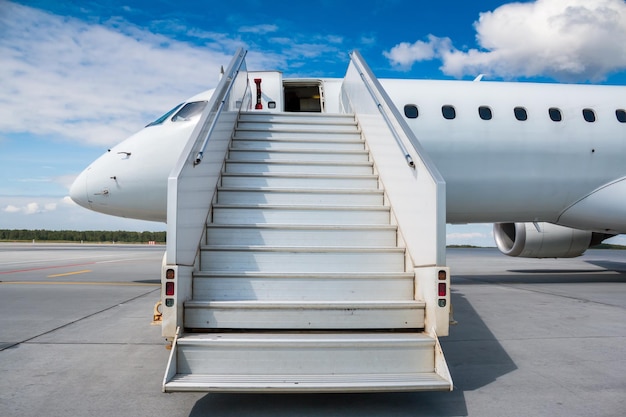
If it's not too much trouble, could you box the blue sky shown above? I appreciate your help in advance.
[1,0,626,247]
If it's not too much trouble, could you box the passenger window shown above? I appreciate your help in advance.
[404,105,418,119]
[478,106,492,120]
[442,105,456,120]
[514,107,527,121]
[172,101,208,122]
[616,109,626,123]
[549,107,562,122]
[582,108,596,122]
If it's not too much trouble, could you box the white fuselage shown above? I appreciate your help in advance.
[70,78,626,235]
[382,79,626,232]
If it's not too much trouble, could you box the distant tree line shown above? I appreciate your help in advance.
[0,229,166,243]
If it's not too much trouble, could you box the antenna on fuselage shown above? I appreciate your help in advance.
[473,74,485,82]
[219,65,224,81]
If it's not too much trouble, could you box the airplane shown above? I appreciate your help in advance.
[69,52,626,259]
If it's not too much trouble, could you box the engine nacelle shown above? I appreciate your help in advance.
[493,222,609,258]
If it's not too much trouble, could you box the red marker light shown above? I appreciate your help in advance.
[165,282,175,296]
[438,283,447,297]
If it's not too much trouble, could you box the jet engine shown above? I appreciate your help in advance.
[493,222,612,258]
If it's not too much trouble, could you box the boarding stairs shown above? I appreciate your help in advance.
[163,111,451,392]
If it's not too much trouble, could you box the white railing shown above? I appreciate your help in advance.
[341,50,447,267]
[161,49,250,338]
[166,48,249,267]
[342,51,450,336]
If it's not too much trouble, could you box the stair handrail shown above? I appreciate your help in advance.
[194,52,247,166]
[166,48,250,266]
[341,50,446,267]
[352,64,415,169]
[347,51,444,184]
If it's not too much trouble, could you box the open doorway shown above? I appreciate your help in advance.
[283,82,323,112]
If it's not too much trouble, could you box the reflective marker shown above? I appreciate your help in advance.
[438,282,446,297]
[165,282,175,296]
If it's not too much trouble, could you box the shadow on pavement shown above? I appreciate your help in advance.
[186,289,515,417]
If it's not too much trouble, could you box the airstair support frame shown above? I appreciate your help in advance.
[341,50,449,336]
[161,48,453,392]
[162,48,250,338]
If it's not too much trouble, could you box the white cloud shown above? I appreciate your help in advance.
[3,201,57,215]
[385,0,626,82]
[383,35,451,69]
[0,195,164,230]
[446,224,495,247]
[24,203,41,215]
[239,24,278,34]
[0,1,232,146]
[4,205,21,213]
[0,1,330,147]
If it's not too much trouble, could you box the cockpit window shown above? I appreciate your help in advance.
[146,103,183,127]
[172,101,207,122]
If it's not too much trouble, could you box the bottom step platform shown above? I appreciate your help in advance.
[163,332,452,393]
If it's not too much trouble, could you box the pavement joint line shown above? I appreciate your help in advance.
[454,276,626,309]
[0,287,160,352]
[0,281,160,286]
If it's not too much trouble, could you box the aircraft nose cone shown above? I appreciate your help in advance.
[70,169,90,209]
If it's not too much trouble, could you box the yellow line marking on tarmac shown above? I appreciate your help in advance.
[47,269,92,278]
[0,281,159,286]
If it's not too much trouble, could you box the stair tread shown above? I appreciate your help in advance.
[185,300,425,308]
[228,148,370,154]
[237,126,361,132]
[212,204,389,210]
[220,172,378,179]
[193,270,411,277]
[217,186,383,193]
[205,223,396,230]
[165,372,451,392]
[199,245,404,251]
[226,159,373,165]
[177,331,434,344]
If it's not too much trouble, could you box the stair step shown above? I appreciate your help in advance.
[205,224,398,246]
[184,300,425,329]
[199,246,405,273]
[192,271,414,301]
[220,173,379,189]
[224,160,374,175]
[211,204,390,225]
[227,148,371,162]
[235,122,359,133]
[235,125,360,138]
[231,138,364,151]
[167,332,442,386]
[216,187,384,205]
[238,112,356,125]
